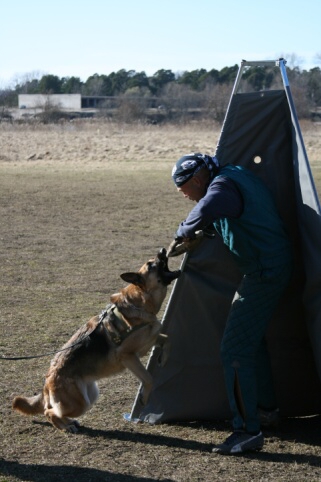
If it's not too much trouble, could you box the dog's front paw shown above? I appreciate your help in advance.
[139,384,152,406]
[138,394,145,406]
[157,341,171,367]
[138,392,148,406]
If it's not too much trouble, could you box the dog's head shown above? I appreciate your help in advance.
[120,248,181,291]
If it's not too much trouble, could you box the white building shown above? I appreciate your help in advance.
[18,94,82,110]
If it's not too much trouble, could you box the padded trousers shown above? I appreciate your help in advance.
[220,261,292,434]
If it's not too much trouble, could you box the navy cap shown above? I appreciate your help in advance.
[172,153,219,187]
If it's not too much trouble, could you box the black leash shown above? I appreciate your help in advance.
[0,309,108,361]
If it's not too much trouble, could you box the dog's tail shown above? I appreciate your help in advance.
[12,392,44,416]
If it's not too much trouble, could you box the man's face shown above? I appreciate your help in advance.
[177,176,205,202]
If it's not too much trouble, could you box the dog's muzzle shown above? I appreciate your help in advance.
[157,248,181,285]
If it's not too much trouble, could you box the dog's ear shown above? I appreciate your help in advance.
[120,272,146,288]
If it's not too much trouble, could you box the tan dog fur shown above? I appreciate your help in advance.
[12,248,180,432]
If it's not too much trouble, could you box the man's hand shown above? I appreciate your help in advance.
[167,237,183,257]
[167,232,204,257]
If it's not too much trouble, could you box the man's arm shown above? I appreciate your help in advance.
[176,177,243,239]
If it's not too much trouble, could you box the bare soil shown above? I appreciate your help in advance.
[1,120,321,482]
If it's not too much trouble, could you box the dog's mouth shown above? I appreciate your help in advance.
[156,248,181,285]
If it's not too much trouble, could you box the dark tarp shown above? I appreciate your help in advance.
[129,85,321,424]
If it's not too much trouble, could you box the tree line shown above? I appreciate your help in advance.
[1,64,321,121]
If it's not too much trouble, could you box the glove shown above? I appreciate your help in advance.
[167,237,183,257]
[167,231,204,257]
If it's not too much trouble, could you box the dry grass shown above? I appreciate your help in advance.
[1,120,321,482]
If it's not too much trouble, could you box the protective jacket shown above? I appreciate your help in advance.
[213,164,291,274]
[177,164,291,275]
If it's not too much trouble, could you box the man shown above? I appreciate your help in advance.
[170,152,292,455]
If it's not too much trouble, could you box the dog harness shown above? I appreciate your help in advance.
[100,303,150,346]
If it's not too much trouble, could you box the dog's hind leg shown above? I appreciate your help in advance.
[120,353,153,405]
[44,381,99,432]
[44,408,80,433]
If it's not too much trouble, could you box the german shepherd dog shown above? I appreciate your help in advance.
[12,248,180,432]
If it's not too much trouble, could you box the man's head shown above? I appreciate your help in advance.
[172,153,219,202]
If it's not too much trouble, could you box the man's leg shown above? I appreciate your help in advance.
[213,264,291,453]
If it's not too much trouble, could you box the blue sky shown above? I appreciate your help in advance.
[1,0,320,87]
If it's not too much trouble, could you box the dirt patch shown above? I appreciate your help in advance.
[1,121,321,481]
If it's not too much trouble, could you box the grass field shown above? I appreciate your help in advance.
[1,120,321,481]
